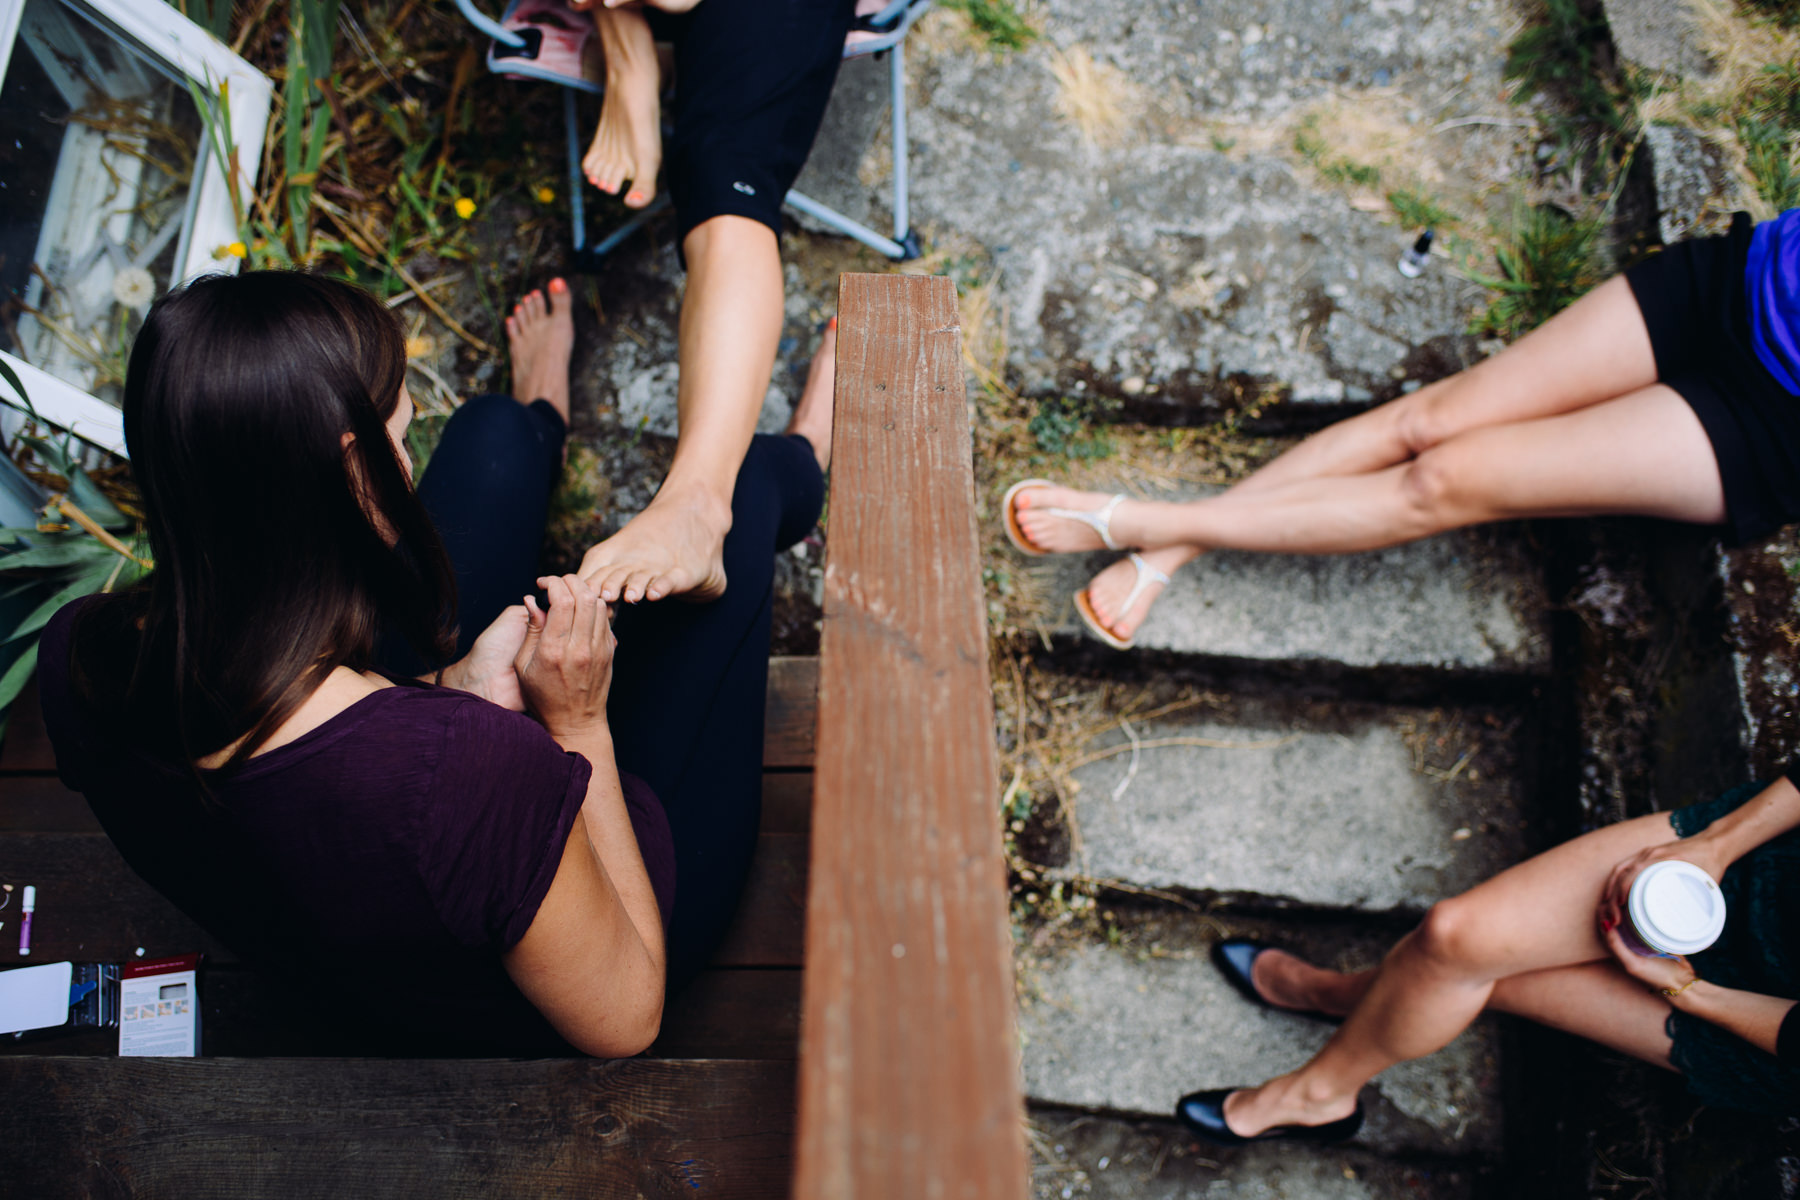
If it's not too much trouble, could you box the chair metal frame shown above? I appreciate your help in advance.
[453,0,926,267]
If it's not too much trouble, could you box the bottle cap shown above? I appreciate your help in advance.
[1627,861,1725,956]
[20,886,33,912]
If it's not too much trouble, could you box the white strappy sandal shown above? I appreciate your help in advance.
[1074,552,1170,651]
[1001,478,1128,556]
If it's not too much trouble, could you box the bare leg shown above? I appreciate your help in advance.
[504,278,575,425]
[581,215,784,603]
[579,3,663,208]
[1249,946,1676,1066]
[786,321,836,472]
[1219,812,1681,1136]
[1024,276,1673,642]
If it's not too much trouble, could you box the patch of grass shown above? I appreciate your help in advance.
[1504,0,1629,135]
[1739,116,1800,210]
[1028,396,1115,460]
[939,0,1037,53]
[1470,206,1606,340]
[1294,119,1382,189]
[1387,189,1457,230]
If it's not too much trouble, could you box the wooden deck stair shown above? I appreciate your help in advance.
[0,273,1025,1198]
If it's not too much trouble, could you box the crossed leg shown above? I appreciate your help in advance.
[1217,812,1682,1137]
[1015,276,1723,642]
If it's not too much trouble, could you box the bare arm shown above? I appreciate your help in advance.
[500,576,666,1056]
[1670,983,1795,1057]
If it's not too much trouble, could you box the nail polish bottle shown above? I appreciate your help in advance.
[1398,229,1434,278]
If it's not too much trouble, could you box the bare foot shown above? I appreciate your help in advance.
[579,492,731,604]
[1249,948,1358,1018]
[1082,545,1185,643]
[505,278,575,425]
[787,320,835,471]
[1012,484,1139,554]
[582,7,662,208]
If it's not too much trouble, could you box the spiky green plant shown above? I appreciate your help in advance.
[1470,206,1606,340]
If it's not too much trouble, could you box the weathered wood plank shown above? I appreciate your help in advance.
[0,675,55,774]
[0,832,232,963]
[0,1057,795,1199]
[764,656,818,768]
[0,965,803,1059]
[710,833,807,968]
[793,274,1027,1199]
[653,969,803,1060]
[0,774,98,832]
[759,771,813,833]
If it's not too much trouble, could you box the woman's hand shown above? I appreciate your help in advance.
[513,574,616,738]
[1601,921,1697,998]
[438,605,530,710]
[1595,833,1729,932]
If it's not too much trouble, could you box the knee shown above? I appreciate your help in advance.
[1388,381,1458,456]
[435,395,548,473]
[1397,448,1463,521]
[1412,896,1485,970]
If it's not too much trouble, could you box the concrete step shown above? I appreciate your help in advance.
[1018,924,1503,1159]
[1030,1106,1487,1199]
[1053,694,1533,912]
[1025,517,1550,677]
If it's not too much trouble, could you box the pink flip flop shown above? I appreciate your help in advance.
[486,0,604,93]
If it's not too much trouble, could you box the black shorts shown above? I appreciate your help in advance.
[1626,212,1800,545]
[648,0,854,247]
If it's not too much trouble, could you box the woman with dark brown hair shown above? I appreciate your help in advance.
[37,270,835,1053]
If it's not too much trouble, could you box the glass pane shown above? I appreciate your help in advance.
[0,0,206,408]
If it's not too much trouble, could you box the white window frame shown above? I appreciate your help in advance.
[0,0,271,458]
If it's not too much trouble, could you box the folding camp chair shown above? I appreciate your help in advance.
[451,0,928,269]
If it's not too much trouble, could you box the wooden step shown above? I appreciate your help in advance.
[0,1057,794,1199]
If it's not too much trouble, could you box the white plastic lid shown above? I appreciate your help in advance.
[1627,860,1725,955]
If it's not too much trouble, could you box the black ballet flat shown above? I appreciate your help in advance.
[1211,939,1343,1025]
[1175,1088,1365,1146]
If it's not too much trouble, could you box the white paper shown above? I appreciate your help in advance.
[0,961,73,1034]
[118,968,197,1056]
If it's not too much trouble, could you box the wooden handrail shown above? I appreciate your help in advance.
[793,273,1027,1200]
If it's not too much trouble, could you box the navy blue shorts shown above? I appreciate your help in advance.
[649,0,854,247]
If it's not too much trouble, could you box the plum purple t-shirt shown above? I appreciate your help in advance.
[37,599,675,1051]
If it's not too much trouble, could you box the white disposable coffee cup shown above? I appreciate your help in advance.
[1625,860,1725,957]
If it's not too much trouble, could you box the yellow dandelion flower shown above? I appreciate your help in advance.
[226,241,248,259]
[454,197,476,220]
[536,186,556,204]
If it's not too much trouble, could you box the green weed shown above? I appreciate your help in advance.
[1028,396,1116,460]
[941,0,1038,53]
[1387,189,1457,230]
[1504,0,1628,135]
[1740,117,1800,210]
[1294,120,1381,188]
[1469,206,1606,340]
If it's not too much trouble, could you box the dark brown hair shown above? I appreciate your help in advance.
[74,271,457,767]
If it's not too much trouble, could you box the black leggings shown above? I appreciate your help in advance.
[408,393,823,988]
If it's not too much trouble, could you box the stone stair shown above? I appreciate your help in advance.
[1014,529,1555,1199]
